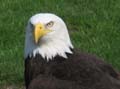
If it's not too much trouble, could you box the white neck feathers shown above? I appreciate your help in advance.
[24,35,73,61]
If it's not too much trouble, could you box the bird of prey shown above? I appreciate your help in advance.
[24,13,120,89]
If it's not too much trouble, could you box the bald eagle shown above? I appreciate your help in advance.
[24,13,120,89]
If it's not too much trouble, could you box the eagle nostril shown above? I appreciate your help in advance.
[40,27,42,29]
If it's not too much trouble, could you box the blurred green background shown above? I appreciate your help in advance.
[0,0,120,87]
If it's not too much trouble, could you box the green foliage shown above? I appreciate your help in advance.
[0,0,120,85]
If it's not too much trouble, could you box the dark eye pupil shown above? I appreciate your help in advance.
[48,23,51,26]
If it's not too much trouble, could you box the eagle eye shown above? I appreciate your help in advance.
[46,21,54,28]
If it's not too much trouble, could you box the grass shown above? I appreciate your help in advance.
[0,0,120,87]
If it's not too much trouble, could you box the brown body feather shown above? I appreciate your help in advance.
[25,50,120,89]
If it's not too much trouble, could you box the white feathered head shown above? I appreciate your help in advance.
[24,13,73,61]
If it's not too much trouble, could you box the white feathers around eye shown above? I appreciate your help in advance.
[24,13,74,61]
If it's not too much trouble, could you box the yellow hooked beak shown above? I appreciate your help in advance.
[34,23,52,44]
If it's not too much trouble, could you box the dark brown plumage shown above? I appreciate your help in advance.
[25,49,120,89]
[28,75,82,89]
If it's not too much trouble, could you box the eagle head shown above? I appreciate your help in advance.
[24,13,73,61]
